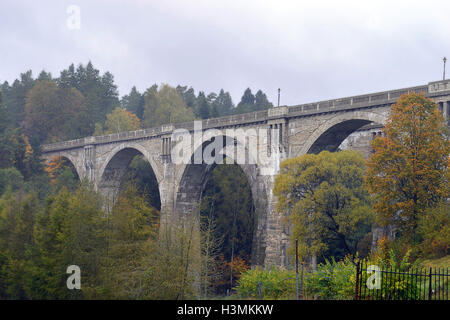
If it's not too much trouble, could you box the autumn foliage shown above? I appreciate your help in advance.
[366,93,449,241]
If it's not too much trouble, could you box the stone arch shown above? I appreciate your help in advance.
[173,134,268,266]
[97,143,163,185]
[97,143,162,207]
[298,111,387,155]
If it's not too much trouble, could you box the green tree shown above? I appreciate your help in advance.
[27,184,107,299]
[1,71,35,127]
[142,224,199,300]
[213,89,234,116]
[199,164,255,294]
[239,88,255,105]
[199,202,223,298]
[121,86,145,120]
[366,93,449,242]
[0,88,9,133]
[23,80,86,143]
[94,106,141,135]
[0,191,37,299]
[0,168,24,196]
[417,201,450,259]
[207,92,219,118]
[102,183,159,299]
[233,88,273,114]
[196,91,211,119]
[58,62,120,135]
[254,90,273,110]
[121,155,161,211]
[274,150,375,263]
[142,84,195,127]
[176,85,197,113]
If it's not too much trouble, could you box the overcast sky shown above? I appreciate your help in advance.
[1,0,449,106]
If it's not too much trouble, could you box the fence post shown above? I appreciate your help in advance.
[428,268,433,300]
[300,262,304,299]
[355,261,360,300]
[258,281,262,300]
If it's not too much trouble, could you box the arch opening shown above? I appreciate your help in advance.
[98,147,161,211]
[175,135,261,297]
[297,112,387,156]
[46,155,80,192]
[308,119,373,154]
[199,162,255,296]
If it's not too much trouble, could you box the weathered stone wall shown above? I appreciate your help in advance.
[339,125,382,158]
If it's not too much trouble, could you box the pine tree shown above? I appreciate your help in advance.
[121,86,145,119]
[239,88,255,106]
[254,90,273,110]
[214,89,234,116]
[196,91,211,119]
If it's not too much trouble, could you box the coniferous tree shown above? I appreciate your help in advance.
[233,88,272,114]
[196,91,211,119]
[176,85,197,113]
[239,88,255,106]
[2,71,35,127]
[121,86,145,120]
[213,89,234,116]
[254,90,273,110]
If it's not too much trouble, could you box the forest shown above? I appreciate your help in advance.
[0,62,272,299]
[0,62,448,300]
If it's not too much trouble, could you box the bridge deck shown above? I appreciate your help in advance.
[42,80,450,153]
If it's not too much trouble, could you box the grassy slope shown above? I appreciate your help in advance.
[420,255,450,269]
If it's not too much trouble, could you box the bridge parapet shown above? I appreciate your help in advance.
[42,81,450,153]
[286,84,429,117]
[429,79,450,94]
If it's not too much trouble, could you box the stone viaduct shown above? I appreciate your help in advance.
[41,79,450,268]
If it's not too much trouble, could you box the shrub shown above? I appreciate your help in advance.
[362,249,424,300]
[304,256,356,300]
[417,202,450,259]
[237,267,296,300]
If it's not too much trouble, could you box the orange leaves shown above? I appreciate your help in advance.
[45,156,64,185]
[227,256,251,278]
[365,92,449,237]
[22,135,33,157]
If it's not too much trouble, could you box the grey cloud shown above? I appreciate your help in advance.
[1,0,449,106]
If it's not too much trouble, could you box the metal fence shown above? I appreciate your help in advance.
[355,261,449,300]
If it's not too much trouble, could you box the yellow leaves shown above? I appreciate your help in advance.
[95,107,141,135]
[275,150,373,260]
[45,156,64,186]
[365,92,449,236]
[22,135,33,156]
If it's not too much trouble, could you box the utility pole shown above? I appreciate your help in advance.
[277,88,281,107]
[444,57,447,80]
